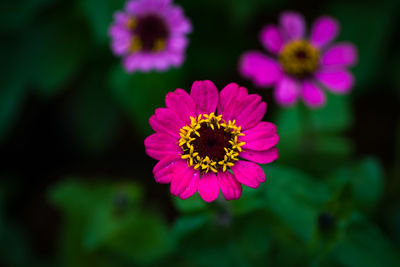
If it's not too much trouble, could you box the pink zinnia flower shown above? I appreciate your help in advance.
[109,0,192,73]
[239,11,358,108]
[144,81,279,202]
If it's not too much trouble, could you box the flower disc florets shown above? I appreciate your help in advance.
[279,40,320,78]
[179,113,245,173]
[127,14,169,52]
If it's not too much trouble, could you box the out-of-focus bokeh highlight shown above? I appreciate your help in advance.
[1,0,400,266]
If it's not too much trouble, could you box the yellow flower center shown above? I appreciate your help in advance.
[279,40,320,78]
[179,113,245,173]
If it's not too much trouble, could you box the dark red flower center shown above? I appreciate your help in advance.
[191,123,232,162]
[134,14,169,51]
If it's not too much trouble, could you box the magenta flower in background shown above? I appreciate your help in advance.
[109,0,192,73]
[239,11,358,108]
[144,81,279,202]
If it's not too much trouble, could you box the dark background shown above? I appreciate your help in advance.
[1,0,400,266]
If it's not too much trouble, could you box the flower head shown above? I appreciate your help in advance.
[109,0,192,73]
[239,11,358,108]
[145,81,279,202]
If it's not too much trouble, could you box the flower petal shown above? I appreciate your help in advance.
[241,122,279,151]
[231,160,266,188]
[315,69,354,94]
[217,172,242,201]
[170,160,198,196]
[190,80,219,115]
[280,11,305,40]
[302,80,326,108]
[239,51,281,87]
[198,172,220,202]
[153,155,181,184]
[274,76,300,106]
[259,25,284,54]
[179,171,200,199]
[165,88,196,124]
[235,96,267,130]
[144,133,181,160]
[240,147,279,164]
[218,83,247,120]
[149,108,183,137]
[310,16,340,48]
[321,43,358,67]
[166,6,192,34]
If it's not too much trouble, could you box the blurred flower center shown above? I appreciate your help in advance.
[279,40,320,78]
[128,15,169,52]
[179,113,245,173]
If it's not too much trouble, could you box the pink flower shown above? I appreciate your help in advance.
[109,0,192,73]
[239,11,358,108]
[144,81,279,202]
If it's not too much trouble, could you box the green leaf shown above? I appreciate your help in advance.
[176,220,248,267]
[263,165,331,242]
[230,186,268,215]
[172,214,210,240]
[326,157,384,214]
[49,179,149,265]
[329,214,400,267]
[108,65,185,136]
[173,193,208,213]
[309,94,352,134]
[275,96,352,174]
[110,214,173,264]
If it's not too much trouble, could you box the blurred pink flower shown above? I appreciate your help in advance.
[239,11,358,108]
[109,0,192,73]
[144,81,279,202]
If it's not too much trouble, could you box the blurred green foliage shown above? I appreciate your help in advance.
[1,0,400,266]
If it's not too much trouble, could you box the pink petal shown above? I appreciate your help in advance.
[240,147,279,164]
[241,122,279,151]
[301,80,326,108]
[113,12,130,25]
[310,16,340,48]
[166,6,192,34]
[218,83,248,121]
[149,108,184,137]
[179,171,200,199]
[144,133,181,160]
[235,96,267,130]
[165,89,196,124]
[170,161,198,196]
[280,11,305,40]
[239,51,281,87]
[217,172,242,201]
[153,155,181,184]
[231,160,266,188]
[315,69,355,94]
[259,25,284,54]
[190,80,219,115]
[198,172,220,202]
[111,38,131,56]
[274,76,300,106]
[321,43,358,67]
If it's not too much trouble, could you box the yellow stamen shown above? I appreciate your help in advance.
[178,112,246,173]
